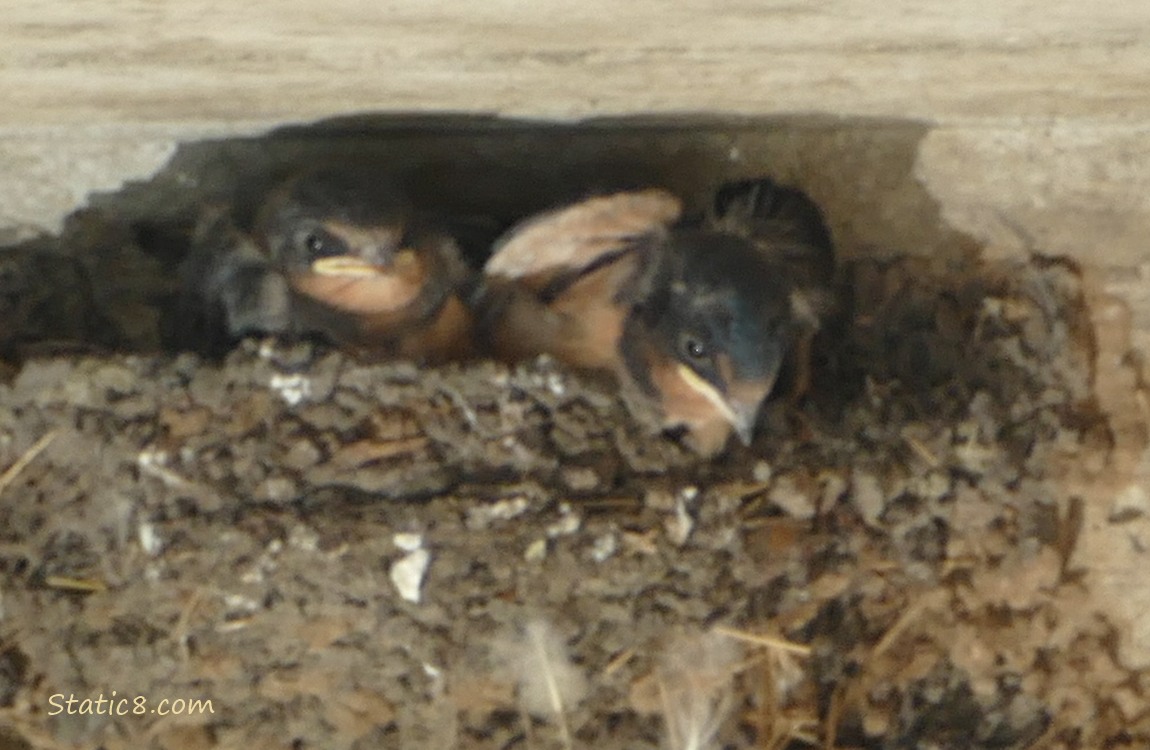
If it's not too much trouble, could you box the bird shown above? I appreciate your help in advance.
[179,166,477,364]
[477,178,834,456]
[709,177,837,402]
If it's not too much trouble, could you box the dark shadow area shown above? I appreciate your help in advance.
[2,113,978,361]
[95,112,973,259]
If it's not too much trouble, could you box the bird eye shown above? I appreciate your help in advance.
[305,232,326,256]
[299,228,349,260]
[681,335,709,361]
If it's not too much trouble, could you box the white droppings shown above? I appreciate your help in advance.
[524,538,548,562]
[223,593,259,614]
[561,467,600,492]
[466,497,531,530]
[665,495,694,546]
[136,447,164,466]
[390,532,430,603]
[391,548,431,604]
[589,532,618,562]
[393,532,424,552]
[546,371,566,396]
[137,520,162,556]
[546,504,582,538]
[269,373,311,406]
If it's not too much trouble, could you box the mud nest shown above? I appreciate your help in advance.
[0,162,1146,750]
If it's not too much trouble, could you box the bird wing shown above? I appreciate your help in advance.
[710,178,835,289]
[483,189,682,292]
[477,190,680,368]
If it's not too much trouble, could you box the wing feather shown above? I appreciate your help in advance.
[484,189,682,291]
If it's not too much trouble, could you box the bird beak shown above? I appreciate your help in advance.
[728,399,760,446]
[310,246,420,277]
[310,255,385,277]
[674,363,772,447]
[724,374,777,446]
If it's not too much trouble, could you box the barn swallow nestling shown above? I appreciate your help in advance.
[710,177,837,401]
[181,167,476,364]
[478,181,834,456]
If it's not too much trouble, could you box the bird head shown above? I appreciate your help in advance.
[630,229,803,448]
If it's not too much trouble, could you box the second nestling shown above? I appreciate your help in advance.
[180,168,835,456]
[180,166,477,364]
[477,178,835,456]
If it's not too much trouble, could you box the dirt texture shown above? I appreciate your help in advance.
[1,142,1148,749]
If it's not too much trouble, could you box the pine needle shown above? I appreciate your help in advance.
[0,431,56,497]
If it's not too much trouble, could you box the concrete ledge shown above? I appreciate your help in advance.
[5,1,1150,125]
